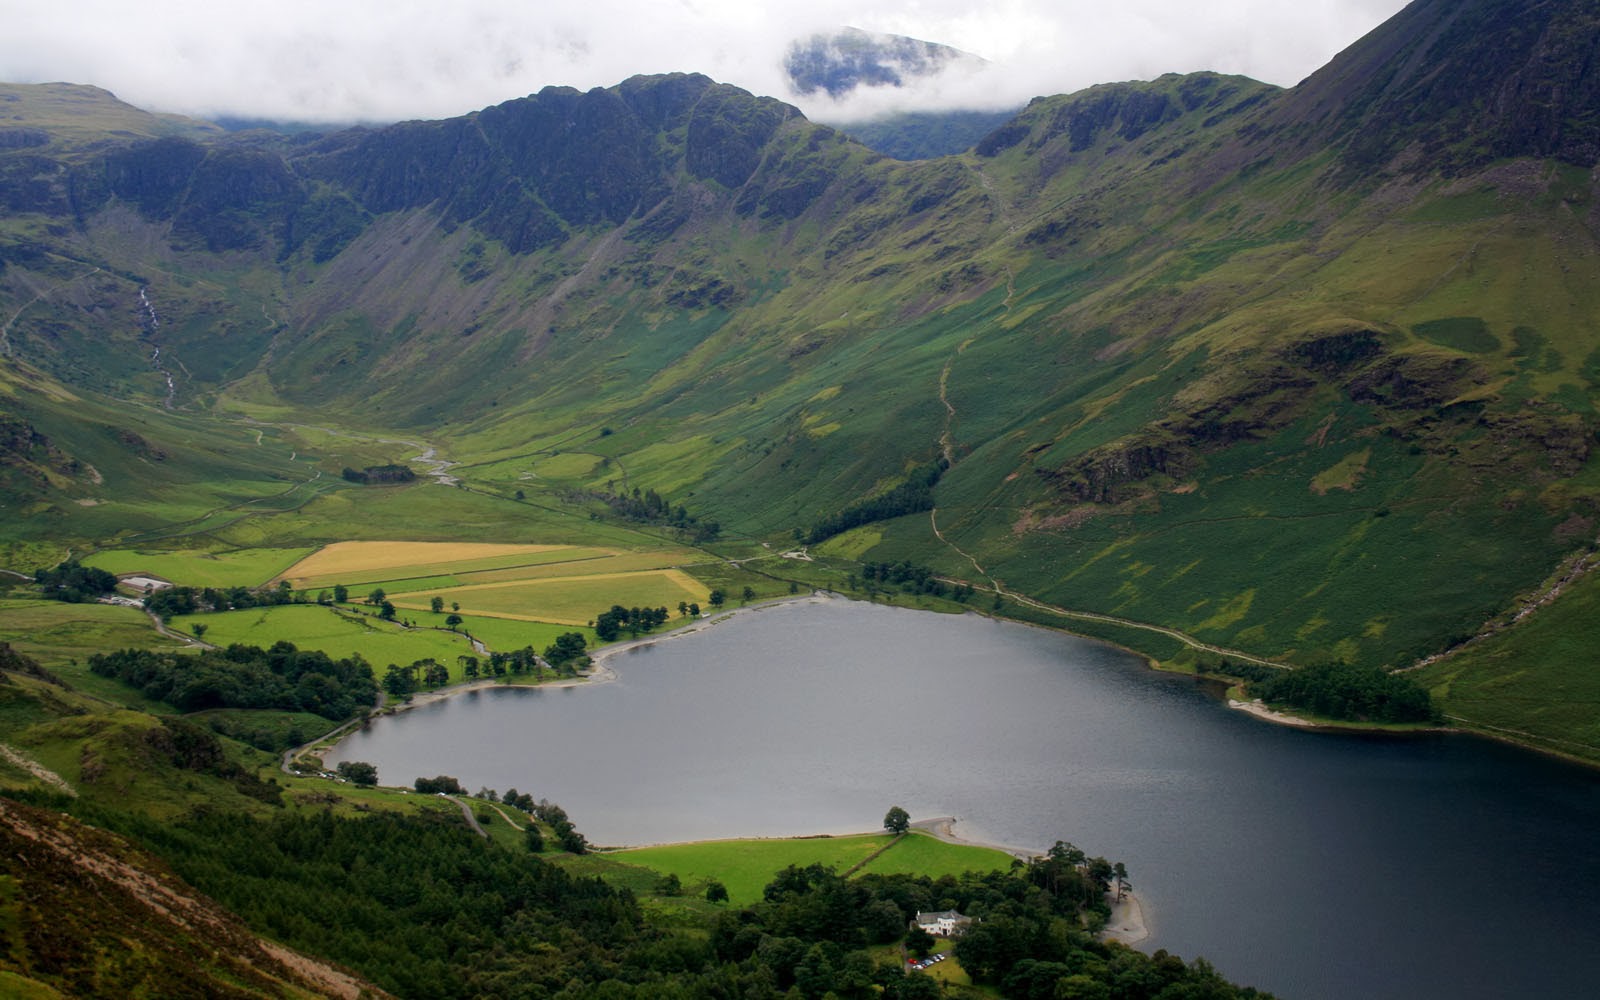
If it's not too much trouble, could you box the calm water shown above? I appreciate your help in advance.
[329,597,1600,999]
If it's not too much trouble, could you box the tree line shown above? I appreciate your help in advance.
[1228,661,1438,724]
[34,559,117,603]
[88,641,378,719]
[593,604,673,641]
[854,560,976,601]
[144,580,297,619]
[806,459,947,545]
[340,463,416,484]
[600,485,722,541]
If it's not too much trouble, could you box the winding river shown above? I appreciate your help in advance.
[328,596,1600,1000]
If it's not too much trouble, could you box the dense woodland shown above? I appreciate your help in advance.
[37,794,1269,1000]
[33,559,117,602]
[806,461,946,545]
[88,641,379,718]
[1234,662,1438,724]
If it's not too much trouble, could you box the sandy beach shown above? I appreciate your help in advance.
[1227,697,1320,728]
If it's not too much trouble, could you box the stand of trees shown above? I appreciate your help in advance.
[806,459,946,545]
[856,560,974,601]
[593,604,671,641]
[542,632,589,672]
[340,464,416,484]
[601,486,722,541]
[1244,663,1438,724]
[34,560,117,602]
[532,800,589,854]
[144,580,297,619]
[88,641,378,718]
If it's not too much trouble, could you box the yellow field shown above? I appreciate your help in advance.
[393,569,708,625]
[278,541,576,587]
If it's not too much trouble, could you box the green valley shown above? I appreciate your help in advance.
[4,0,1600,996]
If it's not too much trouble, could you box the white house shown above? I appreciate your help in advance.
[914,910,972,936]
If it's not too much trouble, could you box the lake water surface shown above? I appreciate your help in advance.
[329,596,1600,1000]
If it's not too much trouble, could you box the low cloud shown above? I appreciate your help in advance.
[2,0,1408,126]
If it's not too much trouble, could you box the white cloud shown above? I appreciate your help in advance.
[0,0,1410,125]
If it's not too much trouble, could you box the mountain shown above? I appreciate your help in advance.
[2,0,1599,755]
[784,28,1017,159]
[783,26,986,99]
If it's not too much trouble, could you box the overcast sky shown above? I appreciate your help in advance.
[3,0,1411,125]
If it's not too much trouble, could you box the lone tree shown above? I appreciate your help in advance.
[884,805,910,834]
[430,596,445,614]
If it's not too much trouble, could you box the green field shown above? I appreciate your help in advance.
[398,571,708,626]
[614,831,1013,904]
[83,547,315,588]
[452,616,596,655]
[170,604,477,669]
[0,599,184,709]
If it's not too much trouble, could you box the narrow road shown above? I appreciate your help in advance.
[928,510,1282,669]
[998,586,1283,668]
[487,803,525,829]
[444,794,489,839]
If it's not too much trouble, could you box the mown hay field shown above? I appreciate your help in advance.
[279,541,581,589]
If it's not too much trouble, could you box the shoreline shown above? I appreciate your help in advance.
[1225,697,1321,729]
[587,591,845,670]
[913,815,1149,945]
[316,596,1159,945]
[604,813,1150,946]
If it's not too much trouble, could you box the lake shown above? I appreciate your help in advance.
[328,596,1600,999]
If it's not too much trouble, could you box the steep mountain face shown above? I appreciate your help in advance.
[2,0,1599,718]
[1268,0,1600,172]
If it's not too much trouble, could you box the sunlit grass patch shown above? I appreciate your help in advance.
[453,616,596,654]
[615,835,895,904]
[855,831,1013,880]
[173,604,475,667]
[615,832,1012,906]
[83,547,315,588]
